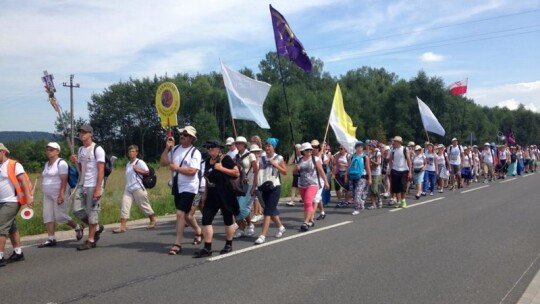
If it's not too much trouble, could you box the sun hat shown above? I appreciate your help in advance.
[178,126,197,138]
[203,140,224,149]
[414,145,422,151]
[0,143,9,154]
[249,144,262,152]
[234,136,248,145]
[392,136,403,143]
[301,142,313,151]
[310,139,320,147]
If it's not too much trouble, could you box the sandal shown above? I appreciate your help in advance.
[192,234,203,245]
[147,221,157,229]
[220,244,232,254]
[193,248,212,259]
[168,244,182,255]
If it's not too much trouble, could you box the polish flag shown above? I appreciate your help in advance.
[449,78,468,95]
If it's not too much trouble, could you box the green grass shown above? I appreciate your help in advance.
[16,163,294,237]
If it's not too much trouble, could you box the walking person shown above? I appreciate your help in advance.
[113,145,157,234]
[160,126,203,255]
[254,138,288,244]
[412,145,427,199]
[388,136,412,208]
[287,144,302,207]
[481,143,495,182]
[333,144,352,208]
[436,144,450,192]
[447,138,465,189]
[71,125,106,251]
[193,140,240,257]
[346,141,371,215]
[249,135,264,222]
[367,141,383,209]
[0,143,33,266]
[422,143,438,196]
[232,136,258,239]
[39,142,82,247]
[311,140,328,220]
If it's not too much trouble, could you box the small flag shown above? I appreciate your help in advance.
[449,78,468,95]
[269,4,312,73]
[506,128,516,146]
[221,60,272,129]
[329,84,357,152]
[417,97,446,136]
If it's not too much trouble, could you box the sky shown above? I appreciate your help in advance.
[1,0,539,133]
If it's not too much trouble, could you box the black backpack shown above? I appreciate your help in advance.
[136,160,157,189]
[231,152,252,196]
[94,145,112,177]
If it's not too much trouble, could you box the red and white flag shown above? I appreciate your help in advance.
[449,78,468,95]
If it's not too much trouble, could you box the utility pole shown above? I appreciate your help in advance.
[63,75,80,152]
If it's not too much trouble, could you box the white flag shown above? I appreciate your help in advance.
[220,60,271,129]
[417,97,445,136]
[329,84,357,153]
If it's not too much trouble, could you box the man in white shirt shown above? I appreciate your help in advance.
[71,125,106,251]
[0,143,33,266]
[160,126,203,255]
[388,136,412,208]
[446,138,465,189]
[225,137,238,159]
[480,143,495,182]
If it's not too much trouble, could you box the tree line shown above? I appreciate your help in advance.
[8,51,536,173]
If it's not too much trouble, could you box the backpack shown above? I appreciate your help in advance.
[312,156,322,188]
[135,160,157,189]
[59,159,79,188]
[6,159,33,205]
[231,152,252,196]
[348,153,366,181]
[510,153,517,163]
[93,145,112,177]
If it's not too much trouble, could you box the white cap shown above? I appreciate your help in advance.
[46,142,61,152]
[301,142,313,151]
[225,137,235,145]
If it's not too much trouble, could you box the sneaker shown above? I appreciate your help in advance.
[439,189,444,193]
[233,230,245,239]
[254,235,266,244]
[245,224,255,237]
[300,223,309,232]
[307,221,315,228]
[6,252,25,263]
[430,192,434,196]
[400,200,408,208]
[367,206,375,210]
[75,224,84,241]
[38,239,57,248]
[77,241,96,251]
[352,210,360,215]
[421,192,427,196]
[0,257,6,267]
[94,225,104,242]
[275,226,286,238]
[286,201,295,207]
[251,214,261,223]
[316,213,326,220]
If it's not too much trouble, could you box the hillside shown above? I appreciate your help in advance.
[0,131,57,143]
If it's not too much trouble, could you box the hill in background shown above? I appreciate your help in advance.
[0,131,56,143]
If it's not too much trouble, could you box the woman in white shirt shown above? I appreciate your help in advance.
[422,143,438,196]
[412,145,427,199]
[113,145,157,233]
[39,142,82,248]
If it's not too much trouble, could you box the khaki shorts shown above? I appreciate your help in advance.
[368,175,383,196]
[0,202,20,235]
[72,187,101,225]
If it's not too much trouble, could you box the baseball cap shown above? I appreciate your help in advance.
[225,137,235,145]
[78,124,93,133]
[46,142,61,152]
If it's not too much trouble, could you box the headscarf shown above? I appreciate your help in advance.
[266,138,279,149]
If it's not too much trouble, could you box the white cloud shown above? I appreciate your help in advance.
[420,52,446,62]
[469,80,540,112]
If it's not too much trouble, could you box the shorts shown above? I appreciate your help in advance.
[368,175,383,196]
[292,174,299,188]
[413,170,425,184]
[42,188,72,224]
[299,185,318,212]
[261,185,281,217]
[193,191,204,207]
[72,187,101,225]
[174,192,196,213]
[450,165,461,176]
[236,184,252,221]
[390,170,408,194]
[202,202,235,226]
[0,202,20,235]
[334,172,349,191]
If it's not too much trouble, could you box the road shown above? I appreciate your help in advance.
[2,173,540,304]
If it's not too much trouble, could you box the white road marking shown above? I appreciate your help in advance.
[389,197,445,212]
[461,185,490,193]
[500,177,517,183]
[523,173,535,178]
[207,221,353,261]
[498,250,540,304]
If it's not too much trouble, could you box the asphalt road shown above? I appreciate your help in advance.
[2,173,540,304]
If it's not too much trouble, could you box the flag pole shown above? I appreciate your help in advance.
[424,129,430,144]
[322,118,331,147]
[275,54,296,146]
[231,118,238,139]
[460,77,468,139]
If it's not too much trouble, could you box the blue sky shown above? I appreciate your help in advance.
[1,0,539,133]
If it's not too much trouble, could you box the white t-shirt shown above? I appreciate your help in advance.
[425,152,436,171]
[391,146,409,171]
[237,150,257,185]
[412,153,426,169]
[447,145,463,165]
[482,148,494,164]
[78,144,106,188]
[42,158,68,194]
[0,160,25,203]
[370,150,382,176]
[226,149,238,159]
[169,145,201,194]
[463,153,471,168]
[125,158,149,192]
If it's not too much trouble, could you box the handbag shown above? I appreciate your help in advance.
[258,180,275,192]
[413,168,423,173]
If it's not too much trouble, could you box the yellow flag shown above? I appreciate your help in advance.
[329,84,357,152]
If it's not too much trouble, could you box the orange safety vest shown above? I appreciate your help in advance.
[6,159,32,205]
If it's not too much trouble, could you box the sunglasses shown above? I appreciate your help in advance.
[312,146,320,149]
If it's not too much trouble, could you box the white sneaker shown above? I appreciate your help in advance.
[245,224,255,237]
[254,235,266,245]
[286,201,295,206]
[251,215,259,223]
[430,192,434,196]
[275,226,286,238]
[233,230,244,239]
[352,210,360,215]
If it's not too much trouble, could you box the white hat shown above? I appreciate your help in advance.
[451,137,458,142]
[414,145,422,151]
[384,145,390,151]
[249,144,262,152]
[0,143,9,154]
[234,136,248,145]
[392,136,403,143]
[408,141,415,147]
[225,137,235,145]
[46,142,61,152]
[177,125,197,139]
[301,142,313,151]
[484,142,490,146]
[294,143,301,149]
